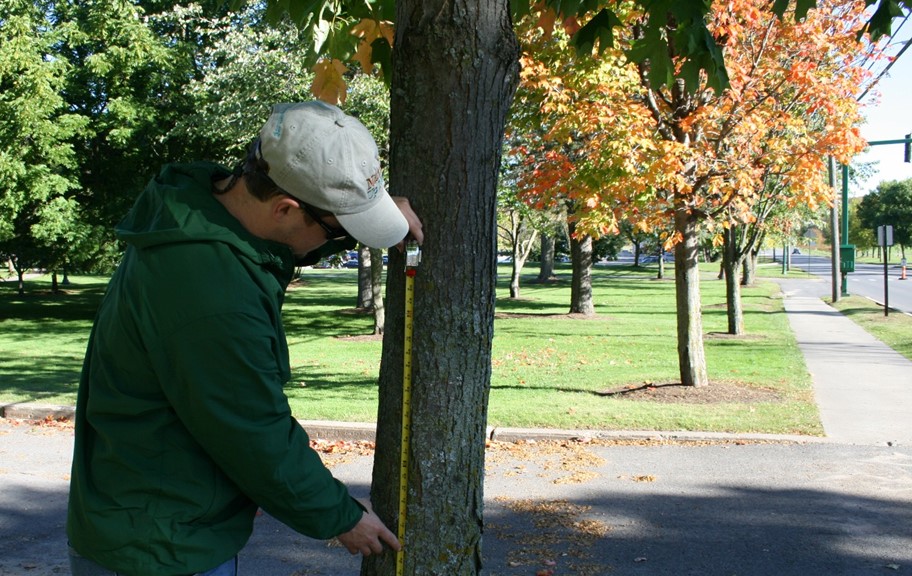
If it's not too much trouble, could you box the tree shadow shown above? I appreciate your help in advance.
[5,446,910,576]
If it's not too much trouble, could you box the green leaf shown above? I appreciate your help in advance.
[771,0,790,17]
[370,37,393,85]
[865,0,907,40]
[288,0,323,27]
[794,0,817,20]
[510,0,532,21]
[571,9,621,55]
[264,0,289,25]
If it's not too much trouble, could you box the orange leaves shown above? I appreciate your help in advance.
[351,18,394,75]
[311,59,348,105]
[509,0,877,245]
[309,18,393,105]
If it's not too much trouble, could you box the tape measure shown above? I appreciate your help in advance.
[397,242,421,576]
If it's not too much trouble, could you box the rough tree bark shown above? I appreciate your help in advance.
[362,2,520,575]
[569,224,594,315]
[673,204,708,387]
[537,234,555,281]
[721,227,745,335]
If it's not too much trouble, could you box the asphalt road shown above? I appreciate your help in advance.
[2,421,911,576]
[783,253,912,314]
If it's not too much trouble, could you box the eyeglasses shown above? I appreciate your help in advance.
[300,202,349,242]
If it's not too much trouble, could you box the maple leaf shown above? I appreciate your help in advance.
[311,59,349,105]
[351,18,394,74]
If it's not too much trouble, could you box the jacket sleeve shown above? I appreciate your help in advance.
[151,310,364,540]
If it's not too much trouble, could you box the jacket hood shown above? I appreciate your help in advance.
[116,162,295,275]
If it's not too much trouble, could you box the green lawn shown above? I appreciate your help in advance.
[830,295,912,360]
[1,264,823,435]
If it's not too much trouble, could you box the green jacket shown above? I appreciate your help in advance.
[67,162,364,575]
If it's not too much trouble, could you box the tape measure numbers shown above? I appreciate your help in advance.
[397,242,421,576]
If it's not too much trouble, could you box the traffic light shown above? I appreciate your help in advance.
[906,133,911,163]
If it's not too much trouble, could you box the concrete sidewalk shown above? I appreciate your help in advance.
[777,278,912,446]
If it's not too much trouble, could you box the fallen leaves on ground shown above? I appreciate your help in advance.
[310,439,376,468]
[489,497,613,576]
[485,438,606,485]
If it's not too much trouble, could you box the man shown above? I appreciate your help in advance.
[67,101,423,575]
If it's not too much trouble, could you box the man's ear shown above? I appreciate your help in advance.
[272,195,300,222]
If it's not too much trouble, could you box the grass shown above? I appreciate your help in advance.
[1,264,823,435]
[830,295,912,361]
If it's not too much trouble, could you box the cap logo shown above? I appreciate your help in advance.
[272,110,287,138]
[366,169,382,200]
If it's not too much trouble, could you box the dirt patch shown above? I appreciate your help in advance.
[595,381,782,404]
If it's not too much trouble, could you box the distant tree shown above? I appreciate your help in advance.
[857,179,912,257]
[0,0,89,292]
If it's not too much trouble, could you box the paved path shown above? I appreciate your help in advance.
[778,278,912,446]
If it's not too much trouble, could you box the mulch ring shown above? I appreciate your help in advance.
[595,381,782,404]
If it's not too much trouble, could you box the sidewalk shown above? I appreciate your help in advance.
[777,277,912,446]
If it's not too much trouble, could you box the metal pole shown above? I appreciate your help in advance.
[884,244,890,317]
[841,163,850,296]
[828,157,840,302]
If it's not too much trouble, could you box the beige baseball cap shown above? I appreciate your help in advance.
[258,101,408,249]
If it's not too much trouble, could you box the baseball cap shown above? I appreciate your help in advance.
[258,101,408,249]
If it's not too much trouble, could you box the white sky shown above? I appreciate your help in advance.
[855,24,912,196]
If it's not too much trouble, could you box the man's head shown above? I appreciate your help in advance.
[254,102,408,249]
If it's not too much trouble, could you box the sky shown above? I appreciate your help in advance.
[854,25,912,197]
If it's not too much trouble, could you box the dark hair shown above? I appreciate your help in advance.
[215,139,334,223]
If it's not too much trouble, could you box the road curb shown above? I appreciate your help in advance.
[2,403,829,445]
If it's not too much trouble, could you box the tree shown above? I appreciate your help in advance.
[508,18,643,315]
[848,196,877,255]
[858,179,912,257]
[360,4,520,576]
[0,0,88,292]
[497,198,541,299]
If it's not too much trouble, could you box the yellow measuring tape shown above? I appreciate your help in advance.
[397,242,420,576]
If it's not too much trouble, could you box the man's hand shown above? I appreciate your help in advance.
[391,196,424,250]
[336,501,401,556]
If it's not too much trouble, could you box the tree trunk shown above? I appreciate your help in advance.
[741,249,757,286]
[657,250,665,279]
[508,211,537,298]
[673,206,708,386]
[510,260,521,298]
[363,2,519,575]
[569,226,594,315]
[357,244,372,309]
[537,234,555,281]
[722,228,745,336]
[633,239,641,266]
[371,249,385,335]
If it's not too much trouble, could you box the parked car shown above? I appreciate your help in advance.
[792,248,801,255]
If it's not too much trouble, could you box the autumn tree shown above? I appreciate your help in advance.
[508,17,645,315]
[710,0,874,333]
